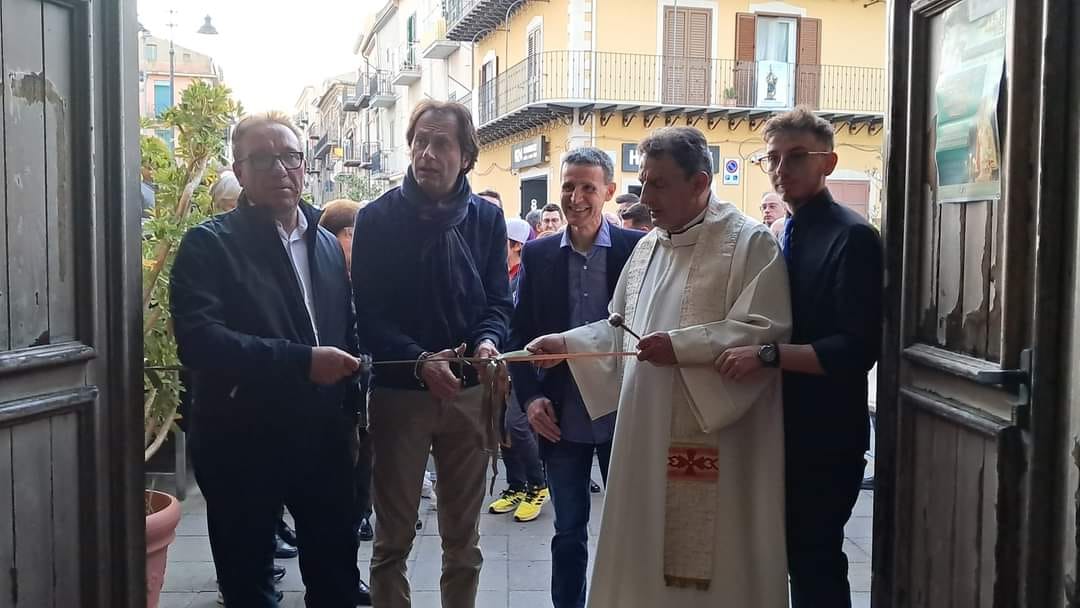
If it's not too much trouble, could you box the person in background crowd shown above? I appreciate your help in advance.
[171,112,369,607]
[540,203,566,234]
[510,147,645,608]
[526,208,543,238]
[760,192,786,227]
[320,199,363,274]
[318,198,375,548]
[211,170,242,214]
[619,202,653,231]
[614,192,639,216]
[477,189,503,211]
[486,216,550,523]
[724,108,883,608]
[352,100,513,608]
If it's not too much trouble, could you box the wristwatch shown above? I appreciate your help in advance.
[757,343,780,368]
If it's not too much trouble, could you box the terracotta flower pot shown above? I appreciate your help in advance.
[145,490,181,608]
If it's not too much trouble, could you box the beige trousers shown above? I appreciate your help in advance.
[369,386,488,608]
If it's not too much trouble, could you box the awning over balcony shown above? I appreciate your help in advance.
[475,50,886,145]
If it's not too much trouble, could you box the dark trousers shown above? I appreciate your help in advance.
[355,429,373,524]
[543,439,612,608]
[786,454,866,608]
[194,409,360,608]
[502,396,545,490]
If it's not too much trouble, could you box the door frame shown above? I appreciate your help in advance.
[97,0,146,604]
[875,0,1073,606]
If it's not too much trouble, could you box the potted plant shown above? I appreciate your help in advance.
[142,81,240,608]
[722,86,738,107]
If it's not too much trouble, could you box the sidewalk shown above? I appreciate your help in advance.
[159,469,874,608]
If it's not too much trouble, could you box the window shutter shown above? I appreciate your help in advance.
[734,12,756,106]
[735,12,756,61]
[662,7,690,104]
[687,9,710,59]
[796,17,822,108]
[686,9,711,105]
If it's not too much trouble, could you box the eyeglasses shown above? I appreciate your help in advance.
[752,151,832,174]
[237,151,304,171]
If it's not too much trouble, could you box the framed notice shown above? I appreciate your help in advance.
[933,0,1005,203]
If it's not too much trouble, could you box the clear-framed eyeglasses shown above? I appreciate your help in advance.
[237,151,305,171]
[751,151,833,174]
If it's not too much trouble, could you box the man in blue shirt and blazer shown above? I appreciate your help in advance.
[510,147,646,608]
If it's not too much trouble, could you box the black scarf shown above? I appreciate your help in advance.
[398,168,486,352]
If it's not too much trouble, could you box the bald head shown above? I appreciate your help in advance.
[760,192,786,226]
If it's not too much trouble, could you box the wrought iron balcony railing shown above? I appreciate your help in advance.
[476,50,886,127]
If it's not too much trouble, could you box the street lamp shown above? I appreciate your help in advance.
[167,11,219,109]
[197,15,219,35]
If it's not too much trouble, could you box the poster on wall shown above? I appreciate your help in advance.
[933,0,1005,204]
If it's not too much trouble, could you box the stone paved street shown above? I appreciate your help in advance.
[159,463,874,608]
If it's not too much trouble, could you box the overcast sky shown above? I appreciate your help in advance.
[137,0,373,112]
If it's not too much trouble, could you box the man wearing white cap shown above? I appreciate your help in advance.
[487,215,551,523]
[506,217,532,304]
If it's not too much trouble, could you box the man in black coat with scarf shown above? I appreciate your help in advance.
[171,112,370,607]
[352,100,513,608]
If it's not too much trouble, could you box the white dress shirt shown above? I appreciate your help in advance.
[276,208,320,344]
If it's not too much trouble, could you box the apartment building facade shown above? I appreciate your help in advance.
[137,32,223,147]
[348,0,474,192]
[448,0,887,222]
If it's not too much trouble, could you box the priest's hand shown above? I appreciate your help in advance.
[310,346,362,385]
[715,346,763,381]
[526,397,561,443]
[420,344,466,401]
[637,332,677,366]
[526,334,568,369]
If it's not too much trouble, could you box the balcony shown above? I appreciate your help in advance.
[366,71,397,108]
[445,0,532,43]
[374,147,406,180]
[421,17,460,59]
[312,133,336,160]
[475,50,886,144]
[391,43,422,86]
[345,141,381,169]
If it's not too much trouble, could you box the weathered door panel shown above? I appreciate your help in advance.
[878,0,1071,606]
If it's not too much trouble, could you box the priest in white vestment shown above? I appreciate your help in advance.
[527,127,792,608]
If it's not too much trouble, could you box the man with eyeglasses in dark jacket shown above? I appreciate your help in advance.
[171,112,371,607]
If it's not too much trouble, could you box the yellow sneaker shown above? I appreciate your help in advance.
[488,488,525,514]
[513,487,549,522]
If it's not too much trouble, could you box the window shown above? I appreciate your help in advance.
[526,26,542,102]
[183,52,192,62]
[480,59,498,124]
[146,43,158,62]
[661,7,711,105]
[154,82,172,117]
[734,13,821,108]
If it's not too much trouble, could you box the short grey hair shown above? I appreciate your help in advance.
[232,111,303,160]
[638,127,712,179]
[562,147,614,184]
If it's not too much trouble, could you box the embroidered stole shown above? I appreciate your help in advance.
[620,198,747,590]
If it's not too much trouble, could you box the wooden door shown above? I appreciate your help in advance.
[734,12,756,107]
[662,7,710,106]
[876,0,1071,606]
[795,17,821,109]
[0,0,143,606]
[827,178,871,219]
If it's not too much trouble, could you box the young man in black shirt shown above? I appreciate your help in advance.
[717,108,883,607]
